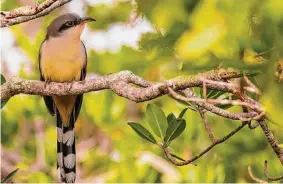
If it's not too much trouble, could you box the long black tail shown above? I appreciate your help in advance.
[56,109,76,183]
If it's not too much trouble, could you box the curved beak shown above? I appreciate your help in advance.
[80,17,96,24]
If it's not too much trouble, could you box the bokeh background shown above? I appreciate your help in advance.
[1,0,283,182]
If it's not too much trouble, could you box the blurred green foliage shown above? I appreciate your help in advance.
[1,0,283,182]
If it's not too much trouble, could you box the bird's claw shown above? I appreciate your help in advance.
[67,82,73,91]
[44,80,51,89]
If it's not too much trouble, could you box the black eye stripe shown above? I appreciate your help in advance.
[58,21,76,32]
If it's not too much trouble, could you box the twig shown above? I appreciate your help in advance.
[243,75,261,95]
[169,87,264,112]
[199,110,215,142]
[203,78,259,95]
[163,123,247,166]
[242,106,259,129]
[264,160,283,181]
[257,121,283,165]
[248,122,259,129]
[2,0,57,18]
[248,165,267,183]
[1,0,72,27]
[183,89,259,121]
[202,79,239,89]
[202,79,207,100]
[168,87,261,121]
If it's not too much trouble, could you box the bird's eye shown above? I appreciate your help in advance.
[65,21,74,27]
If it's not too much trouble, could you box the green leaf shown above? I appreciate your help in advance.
[128,122,157,144]
[1,100,8,109]
[169,96,197,111]
[200,88,225,99]
[178,108,188,118]
[167,113,176,125]
[146,104,167,139]
[164,119,186,145]
[1,74,9,109]
[209,91,225,99]
[279,144,283,148]
[1,74,6,84]
[217,104,233,109]
[200,89,233,109]
[1,168,19,183]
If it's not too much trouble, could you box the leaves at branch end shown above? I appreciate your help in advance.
[1,168,19,183]
[164,118,186,147]
[178,108,188,118]
[1,74,9,109]
[146,104,167,139]
[128,122,157,144]
[167,113,176,125]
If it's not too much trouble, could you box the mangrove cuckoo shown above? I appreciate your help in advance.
[39,13,95,183]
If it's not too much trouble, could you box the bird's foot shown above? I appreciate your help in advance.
[67,82,74,91]
[44,80,51,89]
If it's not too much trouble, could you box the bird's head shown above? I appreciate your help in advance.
[46,13,95,40]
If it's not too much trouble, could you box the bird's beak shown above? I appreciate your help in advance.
[80,17,96,24]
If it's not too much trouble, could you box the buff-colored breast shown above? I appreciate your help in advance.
[40,37,85,82]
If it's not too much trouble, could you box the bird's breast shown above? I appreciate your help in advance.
[40,38,85,82]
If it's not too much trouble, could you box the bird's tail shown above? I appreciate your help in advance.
[56,108,76,183]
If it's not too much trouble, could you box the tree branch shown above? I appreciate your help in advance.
[1,0,72,27]
[1,69,264,124]
[163,122,247,166]
[199,110,216,142]
[257,121,283,166]
[1,69,243,102]
[264,160,283,181]
[169,88,260,121]
[248,165,267,183]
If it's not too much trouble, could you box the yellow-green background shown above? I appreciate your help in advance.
[1,0,283,182]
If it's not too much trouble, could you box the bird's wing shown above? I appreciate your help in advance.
[39,40,55,116]
[73,41,87,121]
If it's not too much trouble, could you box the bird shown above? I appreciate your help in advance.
[38,13,95,183]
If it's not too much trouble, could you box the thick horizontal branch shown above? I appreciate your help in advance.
[0,69,243,102]
[1,0,72,27]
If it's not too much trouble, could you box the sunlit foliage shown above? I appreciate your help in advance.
[1,0,283,182]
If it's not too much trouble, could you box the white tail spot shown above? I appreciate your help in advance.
[57,168,65,181]
[64,153,76,169]
[57,152,63,168]
[57,127,62,142]
[63,130,74,146]
[66,172,76,183]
